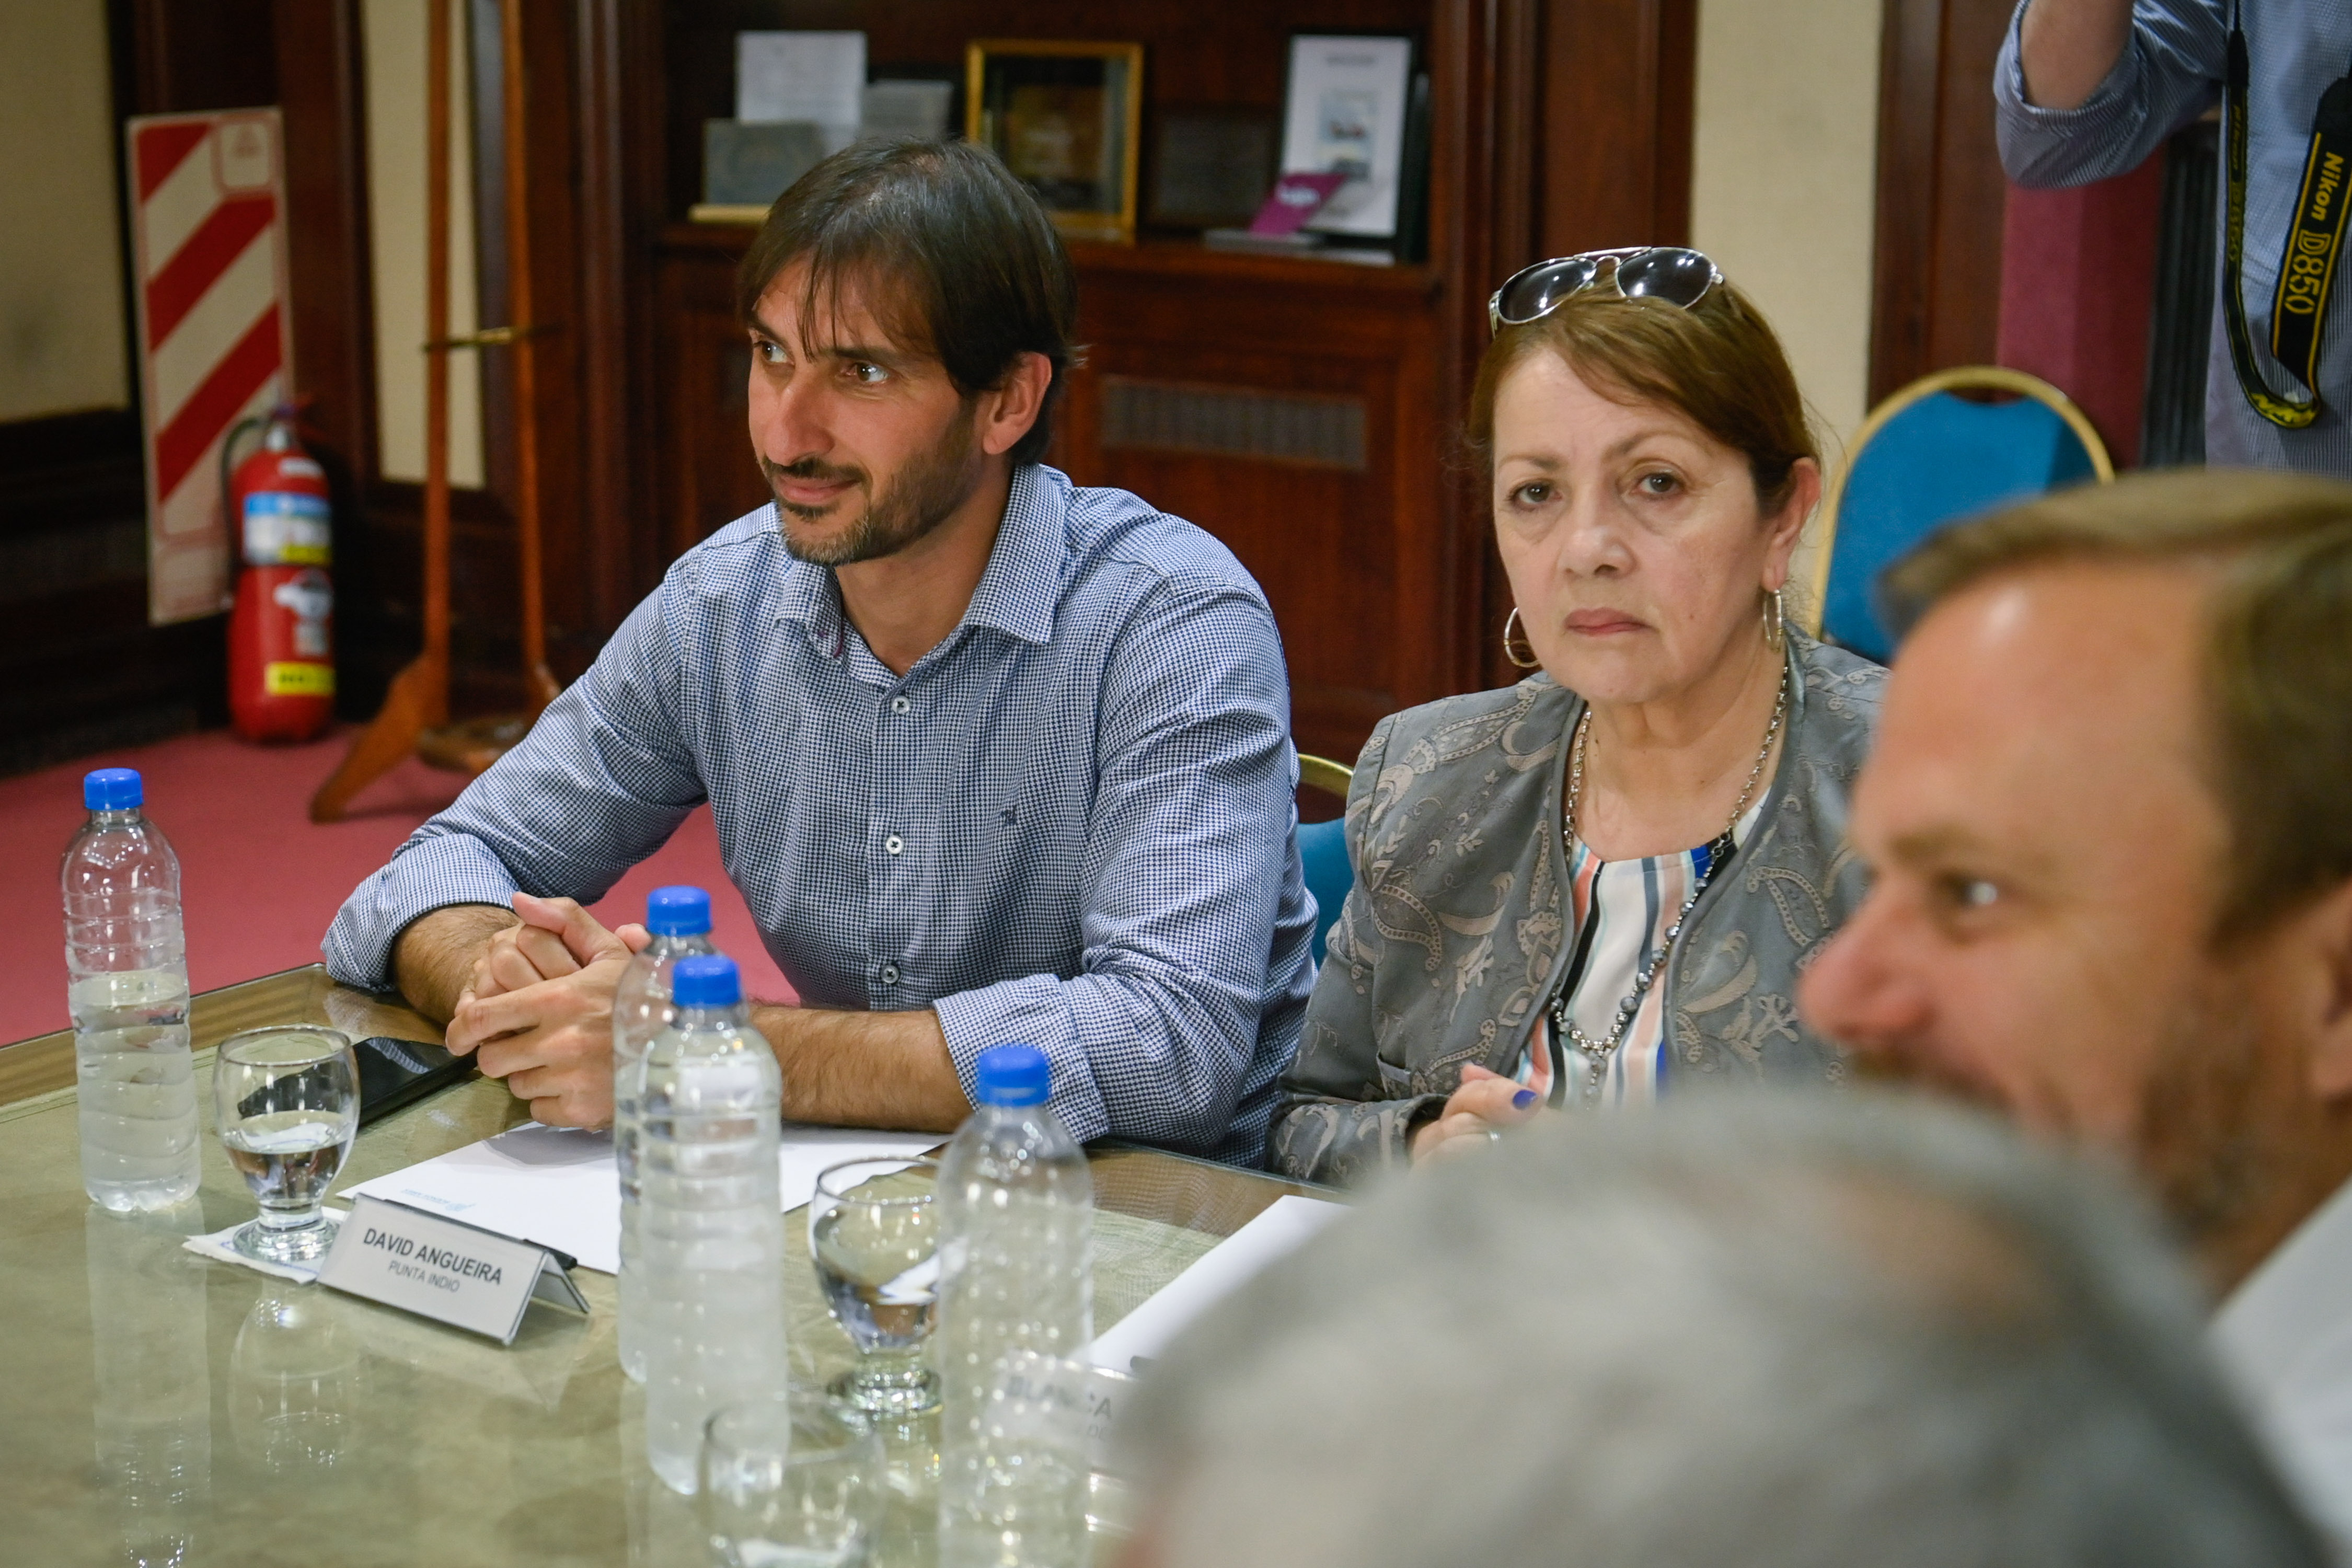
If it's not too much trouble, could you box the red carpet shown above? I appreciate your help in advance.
[2,725,792,1046]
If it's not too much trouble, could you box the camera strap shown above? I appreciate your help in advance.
[2222,0,2352,428]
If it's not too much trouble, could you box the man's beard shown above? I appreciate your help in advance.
[1854,969,2279,1252]
[764,413,983,567]
[2136,972,2276,1249]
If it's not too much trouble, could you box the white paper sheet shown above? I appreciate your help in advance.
[861,80,954,142]
[341,1122,940,1275]
[184,1210,345,1284]
[737,31,866,152]
[1088,1194,1346,1372]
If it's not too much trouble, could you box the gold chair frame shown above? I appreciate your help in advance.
[1298,753,1353,802]
[1800,365,2115,635]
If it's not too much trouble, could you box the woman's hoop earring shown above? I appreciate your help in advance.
[1503,607,1542,670]
[1762,587,1788,653]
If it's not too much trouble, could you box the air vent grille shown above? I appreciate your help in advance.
[1100,376,1367,471]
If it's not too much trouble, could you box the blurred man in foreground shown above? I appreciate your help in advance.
[1115,1094,2322,1568]
[1800,471,2352,1540]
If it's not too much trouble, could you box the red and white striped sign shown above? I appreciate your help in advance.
[126,110,295,626]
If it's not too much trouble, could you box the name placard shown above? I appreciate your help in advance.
[317,1194,588,1344]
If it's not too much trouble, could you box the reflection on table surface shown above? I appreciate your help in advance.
[0,966,1319,1566]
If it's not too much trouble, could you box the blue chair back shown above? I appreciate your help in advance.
[1298,817,1351,965]
[1817,370,2109,663]
[1295,752,1355,965]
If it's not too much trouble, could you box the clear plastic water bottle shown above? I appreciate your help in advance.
[638,953,787,1494]
[66,768,201,1212]
[936,1044,1095,1567]
[612,884,717,1386]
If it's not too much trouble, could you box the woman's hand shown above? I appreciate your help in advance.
[1410,1064,1541,1164]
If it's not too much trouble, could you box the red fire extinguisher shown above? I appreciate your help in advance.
[224,405,337,743]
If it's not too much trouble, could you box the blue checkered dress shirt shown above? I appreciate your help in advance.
[324,465,1316,1165]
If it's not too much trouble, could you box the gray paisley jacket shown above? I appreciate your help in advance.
[1268,631,1885,1185]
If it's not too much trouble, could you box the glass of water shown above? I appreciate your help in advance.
[810,1156,940,1415]
[213,1026,359,1264]
[701,1389,884,1567]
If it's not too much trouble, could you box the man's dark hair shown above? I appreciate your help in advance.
[736,138,1078,467]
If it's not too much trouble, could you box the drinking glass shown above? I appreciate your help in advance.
[701,1390,885,1567]
[809,1156,941,1414]
[213,1026,359,1264]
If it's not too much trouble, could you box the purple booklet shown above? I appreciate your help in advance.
[1247,171,1351,237]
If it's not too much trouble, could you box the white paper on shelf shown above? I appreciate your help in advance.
[339,1121,939,1276]
[861,80,954,142]
[737,31,866,152]
[1088,1194,1346,1373]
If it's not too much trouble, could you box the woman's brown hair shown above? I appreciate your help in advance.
[1465,276,1817,514]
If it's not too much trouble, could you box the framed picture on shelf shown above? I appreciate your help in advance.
[1147,107,1278,230]
[966,40,1145,244]
[1278,33,1426,254]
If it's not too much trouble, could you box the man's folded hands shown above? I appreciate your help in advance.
[445,892,650,1128]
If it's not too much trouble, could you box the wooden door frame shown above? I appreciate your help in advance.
[1869,0,2012,403]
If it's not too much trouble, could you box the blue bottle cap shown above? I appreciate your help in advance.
[974,1045,1051,1107]
[670,954,740,1009]
[644,885,712,937]
[84,768,142,811]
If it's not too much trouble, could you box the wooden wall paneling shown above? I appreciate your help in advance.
[1869,0,2013,403]
[126,0,278,114]
[652,230,771,562]
[1429,0,1541,707]
[570,0,668,630]
[272,0,390,718]
[0,412,222,776]
[498,0,597,679]
[1538,0,1697,257]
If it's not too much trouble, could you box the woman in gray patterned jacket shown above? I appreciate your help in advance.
[1271,249,1886,1185]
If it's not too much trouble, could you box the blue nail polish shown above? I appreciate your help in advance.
[1514,1088,1537,1109]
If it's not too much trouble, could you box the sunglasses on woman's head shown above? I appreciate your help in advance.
[1487,247,1725,336]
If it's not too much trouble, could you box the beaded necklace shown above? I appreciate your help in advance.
[1550,665,1788,1105]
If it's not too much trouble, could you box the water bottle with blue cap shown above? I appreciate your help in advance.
[936,1043,1094,1565]
[612,884,717,1383]
[637,952,787,1493]
[65,768,200,1210]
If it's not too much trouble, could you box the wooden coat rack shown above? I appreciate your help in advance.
[312,0,559,823]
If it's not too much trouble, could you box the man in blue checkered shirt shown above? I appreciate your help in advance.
[324,141,1316,1166]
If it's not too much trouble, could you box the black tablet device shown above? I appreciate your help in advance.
[355,1035,475,1126]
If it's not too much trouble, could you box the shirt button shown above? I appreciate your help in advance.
[880,963,901,985]
[890,695,910,714]
[885,834,904,855]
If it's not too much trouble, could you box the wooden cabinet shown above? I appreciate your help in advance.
[1056,243,1454,759]
[655,227,1463,763]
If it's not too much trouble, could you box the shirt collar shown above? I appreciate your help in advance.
[958,465,1063,648]
[774,506,847,658]
[2213,1170,2352,1392]
[772,466,1066,660]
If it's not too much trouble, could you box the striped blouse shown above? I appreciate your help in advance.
[1513,799,1767,1110]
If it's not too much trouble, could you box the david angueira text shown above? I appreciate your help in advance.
[362,1225,503,1287]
